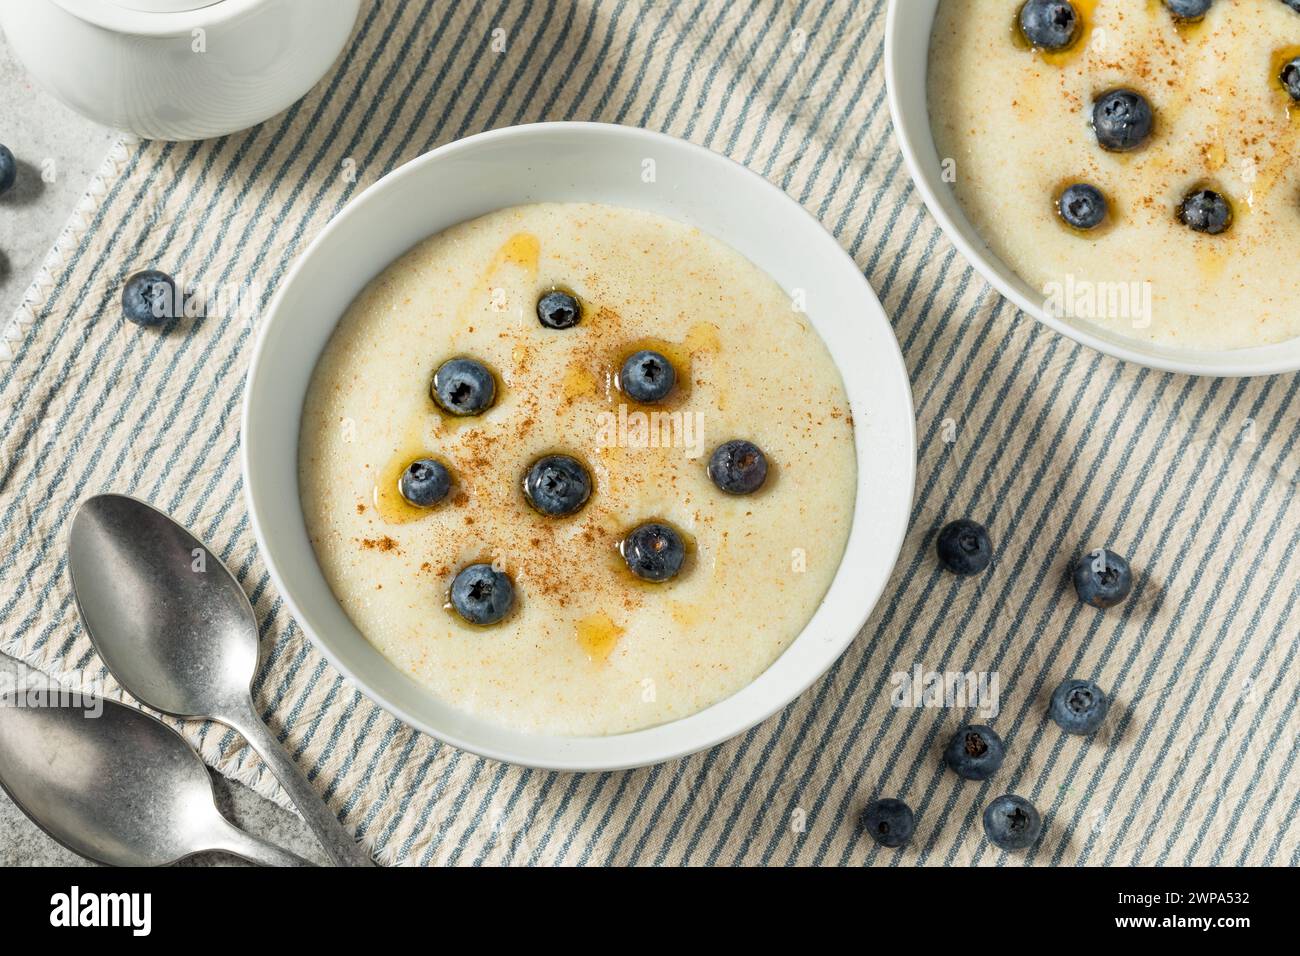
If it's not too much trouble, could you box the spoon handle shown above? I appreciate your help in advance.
[210,819,317,867]
[225,704,376,867]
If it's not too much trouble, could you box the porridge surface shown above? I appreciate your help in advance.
[929,0,1300,350]
[299,202,856,736]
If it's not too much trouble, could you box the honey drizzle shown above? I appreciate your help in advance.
[575,612,625,663]
[493,232,541,273]
[1146,0,1209,40]
[1237,47,1300,211]
[370,232,539,525]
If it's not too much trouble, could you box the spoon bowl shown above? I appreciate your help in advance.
[0,692,309,866]
[68,493,257,719]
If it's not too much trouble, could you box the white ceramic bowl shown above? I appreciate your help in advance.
[242,122,917,771]
[0,0,360,141]
[885,0,1300,377]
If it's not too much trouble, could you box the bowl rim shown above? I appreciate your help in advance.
[883,0,1300,378]
[241,121,917,770]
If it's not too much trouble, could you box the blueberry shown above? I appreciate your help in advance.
[1018,0,1079,51]
[121,270,179,326]
[944,724,1005,781]
[1092,89,1155,152]
[1283,0,1300,14]
[450,563,515,625]
[1163,0,1212,19]
[619,350,676,403]
[1179,189,1232,235]
[1049,678,1109,735]
[1072,547,1133,609]
[1281,58,1300,103]
[0,144,16,196]
[432,358,496,416]
[707,439,769,495]
[621,522,686,582]
[398,458,451,508]
[1058,183,1108,230]
[861,798,915,849]
[936,519,993,576]
[537,290,581,329]
[522,454,592,517]
[982,795,1042,852]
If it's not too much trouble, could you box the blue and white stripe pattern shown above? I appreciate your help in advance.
[2,0,1296,866]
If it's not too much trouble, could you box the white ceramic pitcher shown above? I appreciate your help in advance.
[0,0,361,141]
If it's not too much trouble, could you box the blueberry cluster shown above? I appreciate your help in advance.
[1015,0,1300,238]
[866,686,1110,853]
[862,525,1129,851]
[421,292,774,625]
[935,518,1135,607]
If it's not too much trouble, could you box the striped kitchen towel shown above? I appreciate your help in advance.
[1,0,1297,867]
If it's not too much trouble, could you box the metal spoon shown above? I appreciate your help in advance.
[67,493,374,867]
[0,689,312,866]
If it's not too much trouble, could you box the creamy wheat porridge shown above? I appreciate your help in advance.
[299,203,856,736]
[929,0,1300,350]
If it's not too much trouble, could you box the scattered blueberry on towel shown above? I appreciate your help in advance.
[862,798,915,848]
[121,270,180,327]
[944,724,1005,780]
[936,519,993,576]
[983,795,1042,852]
[1049,678,1109,735]
[1072,547,1133,608]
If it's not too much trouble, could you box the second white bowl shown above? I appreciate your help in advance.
[885,0,1300,377]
